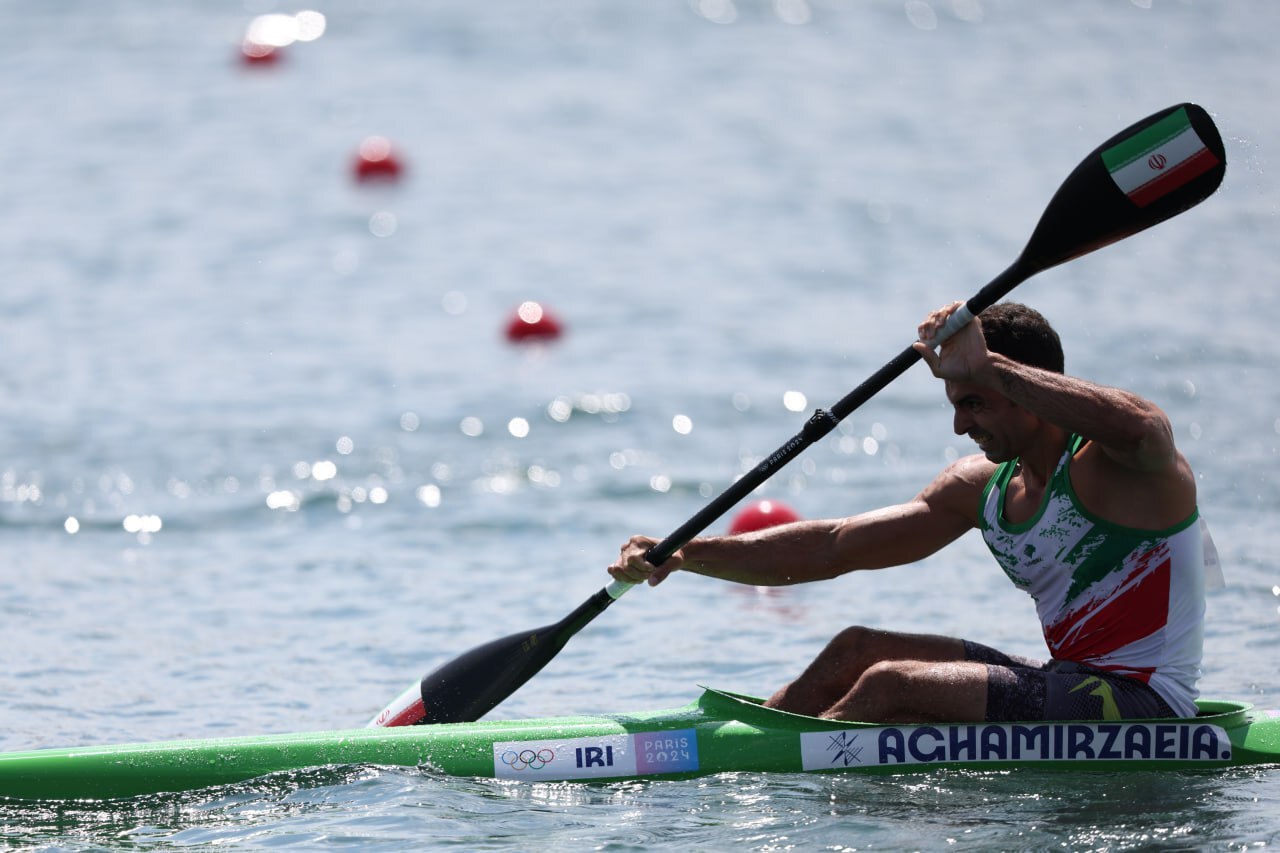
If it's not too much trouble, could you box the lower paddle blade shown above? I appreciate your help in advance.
[415,623,570,724]
[1022,103,1224,272]
[366,625,567,727]
[369,585,625,726]
[368,625,568,722]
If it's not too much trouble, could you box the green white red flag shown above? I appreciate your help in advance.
[1101,106,1220,208]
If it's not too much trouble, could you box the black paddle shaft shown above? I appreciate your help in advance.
[644,264,1022,567]
[394,102,1224,725]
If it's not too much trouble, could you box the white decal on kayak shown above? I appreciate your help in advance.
[493,729,699,780]
[800,722,1232,770]
[494,734,634,780]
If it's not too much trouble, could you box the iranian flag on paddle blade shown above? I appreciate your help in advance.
[1101,106,1220,208]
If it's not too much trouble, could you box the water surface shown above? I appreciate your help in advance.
[2,1,1278,848]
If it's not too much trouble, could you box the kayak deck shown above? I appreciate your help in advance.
[1,689,1278,801]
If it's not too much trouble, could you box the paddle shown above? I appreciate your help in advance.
[368,102,1225,727]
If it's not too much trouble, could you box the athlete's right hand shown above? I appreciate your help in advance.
[913,301,991,384]
[608,535,684,586]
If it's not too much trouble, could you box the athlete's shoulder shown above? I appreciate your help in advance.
[917,454,996,523]
[939,453,999,492]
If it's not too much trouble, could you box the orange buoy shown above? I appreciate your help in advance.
[729,500,800,534]
[505,301,563,343]
[354,136,404,182]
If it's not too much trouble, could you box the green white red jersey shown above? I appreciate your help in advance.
[979,434,1205,717]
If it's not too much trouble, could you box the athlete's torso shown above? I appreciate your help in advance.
[979,434,1205,717]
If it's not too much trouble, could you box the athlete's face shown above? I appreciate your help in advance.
[945,381,1036,462]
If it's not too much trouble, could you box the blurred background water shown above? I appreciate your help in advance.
[2,0,1278,848]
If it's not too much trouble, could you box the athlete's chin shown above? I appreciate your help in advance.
[976,442,1014,463]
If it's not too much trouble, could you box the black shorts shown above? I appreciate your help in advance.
[963,640,1176,722]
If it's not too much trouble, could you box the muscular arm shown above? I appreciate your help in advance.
[915,302,1195,529]
[981,353,1178,474]
[915,304,1178,475]
[609,455,992,587]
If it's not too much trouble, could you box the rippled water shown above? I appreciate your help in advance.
[3,0,1279,849]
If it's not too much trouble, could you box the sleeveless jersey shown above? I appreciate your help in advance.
[979,435,1205,717]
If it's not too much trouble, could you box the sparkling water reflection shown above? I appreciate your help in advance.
[2,0,1279,849]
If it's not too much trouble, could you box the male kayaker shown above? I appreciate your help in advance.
[608,301,1207,724]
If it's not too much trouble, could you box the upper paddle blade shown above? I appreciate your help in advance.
[1021,103,1225,273]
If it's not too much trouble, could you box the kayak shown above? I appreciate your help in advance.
[2,687,1278,801]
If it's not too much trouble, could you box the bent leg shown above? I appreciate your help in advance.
[764,626,970,718]
[821,658,989,723]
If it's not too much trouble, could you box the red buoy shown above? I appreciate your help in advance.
[238,11,326,67]
[354,136,404,182]
[505,301,563,343]
[729,500,800,534]
[240,39,282,65]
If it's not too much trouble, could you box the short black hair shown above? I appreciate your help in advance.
[980,302,1064,374]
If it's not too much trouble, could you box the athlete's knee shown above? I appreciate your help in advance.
[822,625,883,661]
[822,661,918,722]
[854,659,916,694]
[841,660,987,723]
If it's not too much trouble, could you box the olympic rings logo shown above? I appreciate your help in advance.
[500,748,555,771]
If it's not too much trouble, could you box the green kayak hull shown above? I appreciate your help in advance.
[2,689,1278,801]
